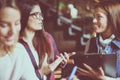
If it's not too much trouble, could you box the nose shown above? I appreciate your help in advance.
[8,25,16,36]
[93,18,97,23]
[39,15,43,21]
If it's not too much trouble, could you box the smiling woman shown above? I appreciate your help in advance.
[0,0,39,80]
[78,0,120,80]
[0,1,21,53]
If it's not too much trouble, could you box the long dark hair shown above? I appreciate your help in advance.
[18,0,52,67]
[94,0,120,40]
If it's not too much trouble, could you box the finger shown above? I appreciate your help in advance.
[56,55,59,58]
[68,52,76,57]
[77,67,98,78]
[83,63,97,75]
[77,70,89,76]
[42,53,48,65]
[98,67,104,75]
[64,52,69,60]
[61,61,65,64]
[60,54,67,62]
[77,67,89,73]
[77,67,90,76]
[83,63,93,71]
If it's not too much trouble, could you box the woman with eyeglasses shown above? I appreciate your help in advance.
[18,0,75,79]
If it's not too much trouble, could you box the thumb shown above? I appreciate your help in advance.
[68,52,76,57]
[42,53,48,66]
[98,67,104,76]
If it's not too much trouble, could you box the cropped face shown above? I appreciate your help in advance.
[27,4,43,31]
[0,7,21,47]
[93,8,108,34]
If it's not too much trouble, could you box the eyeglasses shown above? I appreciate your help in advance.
[30,12,42,19]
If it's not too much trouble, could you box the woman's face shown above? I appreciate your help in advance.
[27,5,43,31]
[0,7,21,46]
[93,8,108,34]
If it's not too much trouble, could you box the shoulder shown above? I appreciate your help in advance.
[16,42,26,49]
[15,42,27,53]
[44,32,55,43]
[45,32,53,39]
[111,39,120,49]
[14,43,39,80]
[13,42,28,57]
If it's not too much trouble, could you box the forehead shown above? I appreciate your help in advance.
[93,7,107,15]
[0,7,20,22]
[30,5,41,13]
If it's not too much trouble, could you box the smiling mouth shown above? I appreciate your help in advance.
[6,36,14,41]
[7,39,14,42]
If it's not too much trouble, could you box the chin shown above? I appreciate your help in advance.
[0,41,16,53]
[5,37,18,47]
[5,41,15,47]
[37,27,42,30]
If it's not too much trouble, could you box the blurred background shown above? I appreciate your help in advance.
[39,0,101,53]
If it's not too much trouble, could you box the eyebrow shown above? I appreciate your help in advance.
[0,20,9,24]
[93,13,102,17]
[0,19,20,24]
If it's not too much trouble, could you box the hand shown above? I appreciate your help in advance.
[77,63,106,80]
[49,52,76,71]
[60,52,76,68]
[61,52,76,63]
[39,53,51,75]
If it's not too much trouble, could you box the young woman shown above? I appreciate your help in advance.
[78,0,120,80]
[0,0,39,80]
[18,0,74,79]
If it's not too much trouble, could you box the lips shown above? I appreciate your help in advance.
[93,24,98,29]
[6,36,14,42]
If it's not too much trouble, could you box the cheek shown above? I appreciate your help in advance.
[27,19,35,28]
[28,22,34,29]
[100,21,107,31]
[18,25,21,32]
[14,25,21,34]
[0,28,8,36]
[101,17,107,27]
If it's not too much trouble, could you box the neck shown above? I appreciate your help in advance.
[0,49,6,57]
[101,33,112,40]
[22,29,35,44]
[0,43,15,57]
[101,27,113,40]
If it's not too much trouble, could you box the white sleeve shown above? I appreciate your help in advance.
[18,43,39,80]
[105,76,120,80]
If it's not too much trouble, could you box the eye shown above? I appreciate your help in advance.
[97,15,102,18]
[0,22,8,28]
[30,12,42,19]
[94,13,103,20]
[15,20,21,26]
[94,15,103,20]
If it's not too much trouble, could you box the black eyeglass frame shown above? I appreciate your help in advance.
[30,12,42,19]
